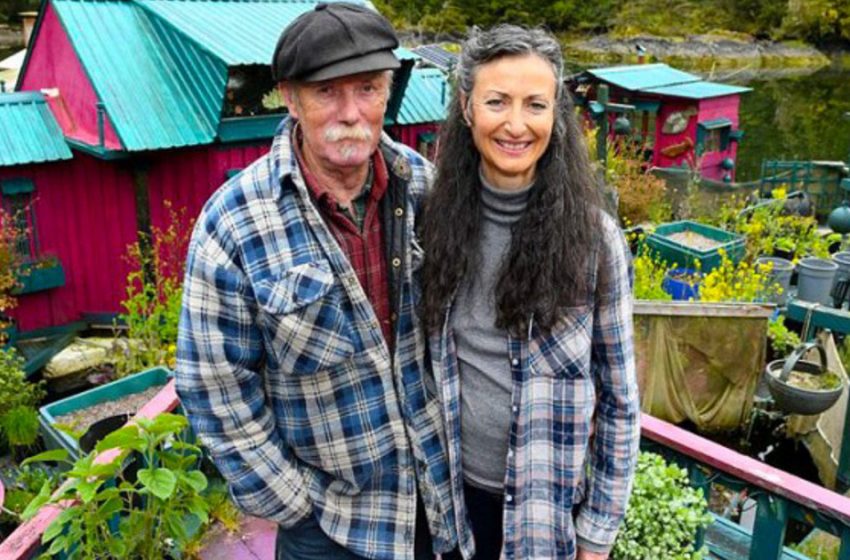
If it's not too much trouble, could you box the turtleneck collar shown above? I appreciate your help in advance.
[478,168,534,226]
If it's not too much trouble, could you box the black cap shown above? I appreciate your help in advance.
[271,2,401,82]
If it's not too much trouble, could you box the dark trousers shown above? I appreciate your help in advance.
[443,483,504,560]
[276,496,434,560]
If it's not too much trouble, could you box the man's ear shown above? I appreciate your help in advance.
[459,92,472,127]
[279,82,299,119]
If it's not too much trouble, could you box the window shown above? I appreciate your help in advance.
[1,178,36,262]
[417,131,437,161]
[697,119,732,154]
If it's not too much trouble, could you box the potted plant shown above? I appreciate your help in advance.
[612,451,714,560]
[662,268,701,301]
[23,413,210,559]
[0,207,25,344]
[766,341,845,416]
[0,348,45,460]
[14,254,66,295]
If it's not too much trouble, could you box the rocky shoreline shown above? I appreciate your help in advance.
[566,34,831,71]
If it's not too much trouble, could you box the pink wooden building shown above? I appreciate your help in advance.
[573,63,751,182]
[2,0,447,333]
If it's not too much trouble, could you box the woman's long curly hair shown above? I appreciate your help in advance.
[420,25,603,335]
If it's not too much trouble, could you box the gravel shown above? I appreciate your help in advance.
[54,385,164,434]
[665,231,724,251]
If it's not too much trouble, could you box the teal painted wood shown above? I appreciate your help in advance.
[645,81,751,99]
[14,262,65,295]
[707,516,809,559]
[0,92,72,166]
[751,494,789,560]
[841,527,850,560]
[217,114,285,143]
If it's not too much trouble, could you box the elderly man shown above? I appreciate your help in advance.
[176,4,457,559]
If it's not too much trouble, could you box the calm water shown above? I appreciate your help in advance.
[734,67,850,181]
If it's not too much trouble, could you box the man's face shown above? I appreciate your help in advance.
[282,71,391,172]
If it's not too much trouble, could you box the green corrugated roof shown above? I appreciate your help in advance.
[0,92,72,166]
[587,63,750,99]
[48,0,414,152]
[394,67,448,125]
[643,81,752,99]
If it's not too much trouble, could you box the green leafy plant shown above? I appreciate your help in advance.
[612,452,714,560]
[0,463,59,528]
[767,316,801,357]
[115,201,193,376]
[23,413,210,559]
[0,347,45,449]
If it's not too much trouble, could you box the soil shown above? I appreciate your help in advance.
[784,370,842,391]
[54,385,163,434]
[665,230,724,251]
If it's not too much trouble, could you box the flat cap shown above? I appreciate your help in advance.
[271,2,401,82]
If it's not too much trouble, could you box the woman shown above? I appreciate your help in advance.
[421,26,640,560]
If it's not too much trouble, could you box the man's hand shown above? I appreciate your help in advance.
[576,547,609,560]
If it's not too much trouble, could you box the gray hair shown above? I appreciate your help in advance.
[455,25,564,101]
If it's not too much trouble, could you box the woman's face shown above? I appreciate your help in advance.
[464,53,557,190]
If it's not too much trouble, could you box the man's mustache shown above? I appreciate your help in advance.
[324,125,373,142]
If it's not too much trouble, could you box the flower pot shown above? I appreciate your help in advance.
[662,268,700,301]
[79,413,131,454]
[796,257,838,305]
[766,341,844,416]
[755,256,793,306]
[645,220,745,272]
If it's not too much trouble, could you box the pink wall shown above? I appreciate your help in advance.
[2,154,138,330]
[19,3,122,150]
[388,124,439,155]
[653,99,698,170]
[147,143,270,233]
[696,96,741,182]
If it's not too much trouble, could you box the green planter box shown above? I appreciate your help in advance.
[15,262,66,295]
[645,220,745,272]
[39,367,173,461]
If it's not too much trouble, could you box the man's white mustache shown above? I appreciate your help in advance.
[324,125,373,142]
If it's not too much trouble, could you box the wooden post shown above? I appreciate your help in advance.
[596,84,609,166]
[749,493,788,560]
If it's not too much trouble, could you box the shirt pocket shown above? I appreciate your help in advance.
[528,305,593,379]
[255,260,356,375]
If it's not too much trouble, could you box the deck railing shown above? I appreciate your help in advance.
[3,391,850,559]
[643,413,850,560]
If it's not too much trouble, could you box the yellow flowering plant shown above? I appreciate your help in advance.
[698,250,781,303]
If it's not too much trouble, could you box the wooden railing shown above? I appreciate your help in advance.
[642,413,850,560]
[4,392,850,559]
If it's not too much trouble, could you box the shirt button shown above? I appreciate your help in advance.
[507,449,514,459]
[394,207,404,217]
[505,494,513,503]
[510,358,519,366]
[391,312,398,321]
[392,257,401,268]
[512,405,518,413]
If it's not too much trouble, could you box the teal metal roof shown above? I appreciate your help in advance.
[644,81,752,99]
[54,0,227,151]
[586,63,750,99]
[0,92,72,166]
[46,0,417,152]
[394,68,448,125]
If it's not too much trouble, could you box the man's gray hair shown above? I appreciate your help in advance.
[455,25,564,100]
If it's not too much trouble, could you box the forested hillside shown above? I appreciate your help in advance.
[0,0,38,26]
[375,0,850,48]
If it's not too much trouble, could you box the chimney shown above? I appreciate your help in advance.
[19,11,38,46]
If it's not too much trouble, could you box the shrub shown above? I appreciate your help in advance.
[0,347,44,448]
[613,452,714,560]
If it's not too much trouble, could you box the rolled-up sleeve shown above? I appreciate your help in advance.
[176,209,312,526]
[575,217,641,552]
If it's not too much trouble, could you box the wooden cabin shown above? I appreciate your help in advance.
[1,0,448,333]
[572,63,751,182]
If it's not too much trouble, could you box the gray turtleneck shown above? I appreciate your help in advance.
[452,172,532,492]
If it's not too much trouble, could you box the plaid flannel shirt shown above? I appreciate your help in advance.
[176,118,456,560]
[431,214,640,559]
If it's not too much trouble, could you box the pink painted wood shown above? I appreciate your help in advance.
[2,154,138,331]
[0,379,179,560]
[642,413,850,524]
[19,2,122,150]
[199,516,276,560]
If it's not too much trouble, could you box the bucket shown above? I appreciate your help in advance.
[765,341,844,415]
[662,268,700,301]
[796,257,838,305]
[756,256,793,305]
[833,251,850,282]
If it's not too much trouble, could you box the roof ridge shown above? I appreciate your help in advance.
[0,91,46,105]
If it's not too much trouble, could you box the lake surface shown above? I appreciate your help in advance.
[734,67,850,182]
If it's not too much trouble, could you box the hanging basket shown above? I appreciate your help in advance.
[766,341,844,416]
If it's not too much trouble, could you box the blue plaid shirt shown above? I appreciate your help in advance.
[431,214,640,559]
[176,118,457,560]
